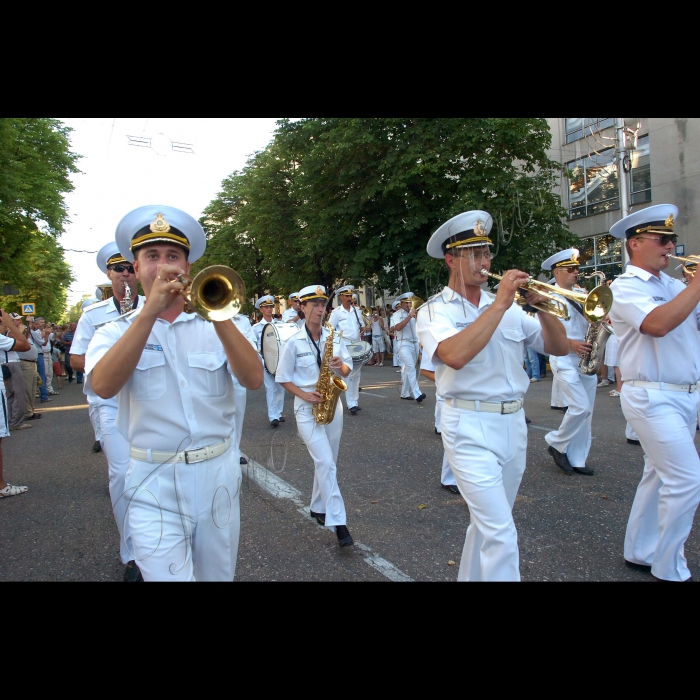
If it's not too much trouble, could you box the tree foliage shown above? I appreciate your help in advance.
[0,118,79,318]
[201,118,576,301]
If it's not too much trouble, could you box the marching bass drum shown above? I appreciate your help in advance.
[344,340,373,377]
[261,322,299,375]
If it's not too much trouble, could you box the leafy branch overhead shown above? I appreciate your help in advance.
[198,118,575,301]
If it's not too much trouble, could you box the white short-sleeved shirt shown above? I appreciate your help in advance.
[72,296,146,408]
[329,305,365,342]
[550,284,589,369]
[609,264,700,383]
[85,308,241,451]
[0,335,17,390]
[391,308,419,343]
[416,286,546,403]
[275,325,352,396]
[2,333,19,363]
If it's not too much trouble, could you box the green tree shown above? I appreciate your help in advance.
[0,118,79,315]
[62,294,92,324]
[203,118,576,300]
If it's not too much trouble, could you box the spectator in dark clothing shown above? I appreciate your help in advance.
[62,322,83,384]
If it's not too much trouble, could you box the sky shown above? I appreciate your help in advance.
[59,118,279,306]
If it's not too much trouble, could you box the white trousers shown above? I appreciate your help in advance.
[264,370,285,422]
[344,363,361,409]
[625,422,639,441]
[545,359,597,469]
[435,394,456,486]
[393,342,401,367]
[98,404,132,564]
[550,370,568,408]
[398,341,422,399]
[295,398,346,530]
[88,398,102,441]
[124,446,241,581]
[441,402,527,581]
[622,385,700,581]
[232,378,246,452]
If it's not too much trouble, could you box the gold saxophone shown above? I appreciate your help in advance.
[312,323,348,425]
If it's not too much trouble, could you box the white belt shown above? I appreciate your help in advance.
[625,380,698,394]
[130,437,231,464]
[445,397,524,414]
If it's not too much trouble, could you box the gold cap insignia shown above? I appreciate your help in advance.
[474,220,487,236]
[150,214,171,233]
[571,249,579,261]
[315,286,324,295]
[665,214,675,229]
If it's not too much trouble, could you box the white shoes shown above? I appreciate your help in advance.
[597,379,610,387]
[0,483,28,498]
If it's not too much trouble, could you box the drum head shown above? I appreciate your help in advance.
[261,323,281,375]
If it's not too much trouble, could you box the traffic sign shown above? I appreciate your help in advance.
[22,303,35,315]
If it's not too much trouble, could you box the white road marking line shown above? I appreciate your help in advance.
[242,454,414,582]
[359,392,387,398]
[529,425,552,431]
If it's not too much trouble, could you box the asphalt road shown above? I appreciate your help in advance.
[2,366,699,582]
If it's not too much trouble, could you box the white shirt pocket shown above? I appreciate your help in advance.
[188,351,229,398]
[132,351,167,401]
[500,327,526,346]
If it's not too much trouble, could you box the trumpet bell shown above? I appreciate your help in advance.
[411,296,426,311]
[186,265,246,322]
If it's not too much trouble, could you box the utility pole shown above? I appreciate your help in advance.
[615,117,632,265]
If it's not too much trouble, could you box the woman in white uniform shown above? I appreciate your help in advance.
[276,285,354,547]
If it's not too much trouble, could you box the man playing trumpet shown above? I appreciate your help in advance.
[417,210,568,581]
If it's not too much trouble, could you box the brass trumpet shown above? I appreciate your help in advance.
[481,269,613,323]
[176,265,246,322]
[666,253,699,277]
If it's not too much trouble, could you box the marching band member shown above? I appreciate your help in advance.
[252,295,286,427]
[329,285,367,415]
[391,292,426,402]
[85,205,262,581]
[417,210,568,581]
[419,352,459,494]
[276,285,354,547]
[541,249,597,476]
[283,292,305,328]
[70,242,146,580]
[608,204,700,582]
[391,299,402,371]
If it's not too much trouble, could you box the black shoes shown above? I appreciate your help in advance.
[350,406,359,415]
[435,427,441,435]
[416,393,427,403]
[525,416,532,424]
[240,456,248,465]
[627,438,641,446]
[550,406,567,412]
[572,465,595,475]
[123,560,144,582]
[27,413,42,420]
[310,510,326,526]
[278,416,286,422]
[400,396,414,400]
[270,419,279,427]
[548,445,574,472]
[442,484,460,495]
[336,525,354,547]
[625,559,652,573]
[92,440,102,453]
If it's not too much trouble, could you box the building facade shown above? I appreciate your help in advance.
[547,118,700,280]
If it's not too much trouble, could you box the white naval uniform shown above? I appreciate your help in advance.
[391,308,422,399]
[231,315,257,454]
[419,352,456,487]
[544,286,598,470]
[610,265,700,581]
[550,370,568,409]
[275,325,353,529]
[329,304,365,409]
[72,295,146,565]
[417,286,546,582]
[252,319,286,422]
[85,308,243,582]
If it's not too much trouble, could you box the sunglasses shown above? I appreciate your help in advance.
[108,264,135,274]
[634,234,678,247]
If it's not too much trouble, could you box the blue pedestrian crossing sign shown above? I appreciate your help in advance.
[22,303,35,315]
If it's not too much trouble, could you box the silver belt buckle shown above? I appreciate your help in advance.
[501,400,518,414]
